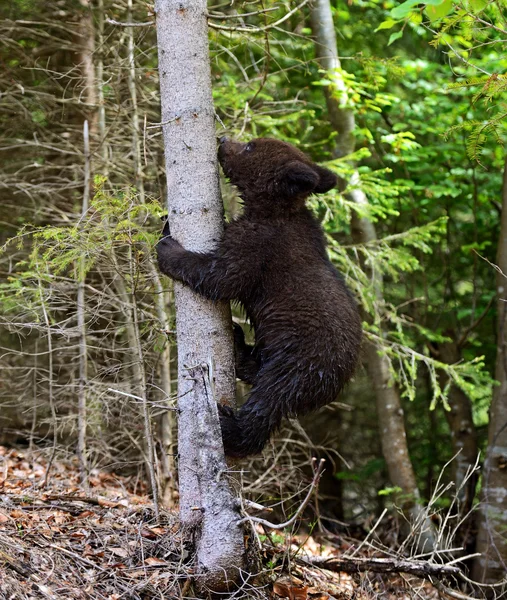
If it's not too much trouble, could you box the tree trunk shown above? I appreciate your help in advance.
[76,0,98,485]
[310,0,434,551]
[472,155,507,590]
[155,0,245,589]
[77,120,90,485]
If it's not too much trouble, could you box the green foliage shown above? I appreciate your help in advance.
[1,0,503,511]
[0,184,163,322]
[378,486,403,497]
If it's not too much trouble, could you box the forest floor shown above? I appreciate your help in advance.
[0,445,472,600]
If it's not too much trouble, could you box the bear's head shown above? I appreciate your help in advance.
[218,137,337,216]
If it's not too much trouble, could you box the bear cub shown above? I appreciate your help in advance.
[157,137,362,458]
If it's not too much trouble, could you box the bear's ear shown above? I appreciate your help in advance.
[314,165,337,194]
[280,161,320,196]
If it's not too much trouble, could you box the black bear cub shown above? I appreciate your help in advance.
[157,137,362,458]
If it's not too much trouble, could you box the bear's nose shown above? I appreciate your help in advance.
[218,136,228,145]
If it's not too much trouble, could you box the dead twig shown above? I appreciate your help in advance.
[0,548,32,578]
[208,0,310,33]
[238,458,325,528]
[298,555,462,580]
[105,18,154,27]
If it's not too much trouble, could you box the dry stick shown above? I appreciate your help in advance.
[0,549,32,578]
[151,279,177,506]
[29,339,38,452]
[445,458,481,550]
[208,0,309,33]
[433,580,478,600]
[126,2,144,203]
[96,0,108,177]
[423,453,477,562]
[106,18,154,26]
[239,458,325,528]
[39,265,57,489]
[108,386,177,407]
[129,248,160,521]
[76,119,90,488]
[208,0,310,32]
[107,0,309,33]
[206,7,278,19]
[243,499,273,513]
[349,508,388,558]
[7,493,118,506]
[302,553,507,593]
[299,555,463,580]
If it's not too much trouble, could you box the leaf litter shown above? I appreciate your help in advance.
[0,446,461,599]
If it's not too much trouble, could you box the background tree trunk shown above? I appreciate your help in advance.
[77,120,90,485]
[155,0,245,589]
[473,155,507,590]
[310,0,434,551]
[76,0,97,486]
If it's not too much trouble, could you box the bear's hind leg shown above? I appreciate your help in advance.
[219,379,285,458]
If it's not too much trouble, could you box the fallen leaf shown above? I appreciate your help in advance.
[10,510,25,518]
[146,526,167,536]
[125,569,147,578]
[274,576,308,600]
[98,498,118,508]
[145,557,168,566]
[140,528,157,539]
[109,547,128,558]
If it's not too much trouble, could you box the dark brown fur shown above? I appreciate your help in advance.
[157,137,362,457]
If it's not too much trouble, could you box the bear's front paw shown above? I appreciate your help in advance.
[160,214,171,237]
[156,233,180,255]
[156,225,182,277]
[218,403,236,420]
[218,404,238,452]
[233,323,246,350]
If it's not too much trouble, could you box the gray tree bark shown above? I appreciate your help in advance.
[155,0,245,589]
[76,0,97,486]
[472,156,507,591]
[310,0,434,552]
[77,120,90,486]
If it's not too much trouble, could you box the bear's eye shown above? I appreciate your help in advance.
[245,142,255,153]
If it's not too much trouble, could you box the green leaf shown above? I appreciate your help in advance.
[425,0,453,21]
[388,30,404,46]
[378,486,403,497]
[391,0,450,20]
[469,0,487,12]
[375,18,399,31]
[391,0,420,19]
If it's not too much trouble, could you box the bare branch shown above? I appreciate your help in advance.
[105,18,154,27]
[208,0,310,33]
[239,458,325,528]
